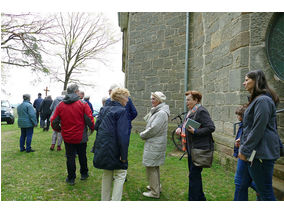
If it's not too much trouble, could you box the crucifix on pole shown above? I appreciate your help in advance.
[44,86,50,96]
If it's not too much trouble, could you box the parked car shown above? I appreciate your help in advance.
[1,100,15,124]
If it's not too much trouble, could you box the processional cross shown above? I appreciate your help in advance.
[44,86,50,96]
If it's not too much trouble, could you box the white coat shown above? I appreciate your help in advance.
[140,102,170,167]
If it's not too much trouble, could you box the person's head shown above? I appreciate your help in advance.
[235,105,247,122]
[185,90,202,110]
[102,96,108,106]
[111,88,130,106]
[244,70,279,105]
[108,84,119,95]
[151,91,166,107]
[79,91,84,99]
[61,90,67,96]
[84,96,90,101]
[38,93,42,98]
[67,84,79,95]
[23,94,31,102]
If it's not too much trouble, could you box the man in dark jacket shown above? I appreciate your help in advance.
[39,95,53,131]
[50,84,95,185]
[33,93,43,125]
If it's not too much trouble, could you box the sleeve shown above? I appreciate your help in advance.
[140,111,167,140]
[116,109,130,161]
[194,109,215,136]
[50,103,61,132]
[127,98,138,121]
[50,100,55,111]
[83,102,95,130]
[239,99,271,158]
[28,105,37,126]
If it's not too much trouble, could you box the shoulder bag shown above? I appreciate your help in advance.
[189,110,214,168]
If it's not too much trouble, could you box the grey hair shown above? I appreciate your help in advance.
[109,83,120,91]
[23,94,31,101]
[61,90,67,96]
[67,84,79,94]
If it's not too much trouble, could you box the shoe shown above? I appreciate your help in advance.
[50,144,55,151]
[146,184,162,192]
[57,146,62,151]
[26,149,35,153]
[80,173,89,180]
[20,148,26,152]
[66,177,75,185]
[142,191,160,199]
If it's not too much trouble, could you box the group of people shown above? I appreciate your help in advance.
[16,69,282,201]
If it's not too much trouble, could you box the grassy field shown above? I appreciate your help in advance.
[1,121,256,201]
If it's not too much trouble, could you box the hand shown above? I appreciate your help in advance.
[120,156,127,163]
[175,128,181,135]
[238,153,247,161]
[235,138,240,148]
[187,125,195,134]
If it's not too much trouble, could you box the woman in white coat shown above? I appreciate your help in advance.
[140,91,170,198]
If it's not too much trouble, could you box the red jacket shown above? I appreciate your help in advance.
[50,93,95,144]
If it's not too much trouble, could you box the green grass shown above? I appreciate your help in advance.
[1,121,256,201]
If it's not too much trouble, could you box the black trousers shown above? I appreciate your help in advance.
[64,142,88,180]
[187,152,206,201]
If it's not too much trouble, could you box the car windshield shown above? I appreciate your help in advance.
[1,101,10,108]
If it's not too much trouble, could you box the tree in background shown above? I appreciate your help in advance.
[52,12,120,90]
[1,13,55,73]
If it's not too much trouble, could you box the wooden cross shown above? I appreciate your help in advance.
[44,86,50,96]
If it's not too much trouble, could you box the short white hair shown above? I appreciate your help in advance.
[151,91,166,103]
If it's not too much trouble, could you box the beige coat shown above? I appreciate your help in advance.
[140,103,170,167]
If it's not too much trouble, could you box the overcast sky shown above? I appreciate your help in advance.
[1,12,124,110]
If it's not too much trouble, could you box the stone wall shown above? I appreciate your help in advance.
[120,12,284,199]
[124,12,187,121]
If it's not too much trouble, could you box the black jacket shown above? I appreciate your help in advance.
[186,106,215,150]
[39,97,53,117]
[93,101,130,170]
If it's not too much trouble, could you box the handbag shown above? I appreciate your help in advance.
[190,144,214,168]
[189,110,214,168]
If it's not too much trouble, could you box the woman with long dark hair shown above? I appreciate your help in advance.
[239,70,281,201]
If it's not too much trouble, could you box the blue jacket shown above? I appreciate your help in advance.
[240,95,280,160]
[85,100,94,113]
[17,100,37,128]
[105,97,137,134]
[233,122,243,158]
[33,97,43,111]
[93,101,130,170]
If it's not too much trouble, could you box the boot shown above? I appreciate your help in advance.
[57,146,62,151]
[50,144,55,151]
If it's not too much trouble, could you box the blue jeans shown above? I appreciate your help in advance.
[187,153,206,201]
[20,127,34,151]
[234,158,258,201]
[248,159,276,201]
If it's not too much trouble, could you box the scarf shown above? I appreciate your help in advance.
[180,104,201,151]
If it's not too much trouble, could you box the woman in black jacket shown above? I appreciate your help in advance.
[175,90,215,201]
[93,88,130,201]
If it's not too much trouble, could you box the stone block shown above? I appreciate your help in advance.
[211,30,221,49]
[232,47,249,68]
[230,31,249,52]
[229,69,242,92]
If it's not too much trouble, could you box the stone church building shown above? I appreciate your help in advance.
[118,12,284,199]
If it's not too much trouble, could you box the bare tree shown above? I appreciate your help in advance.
[1,13,56,72]
[52,12,120,90]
